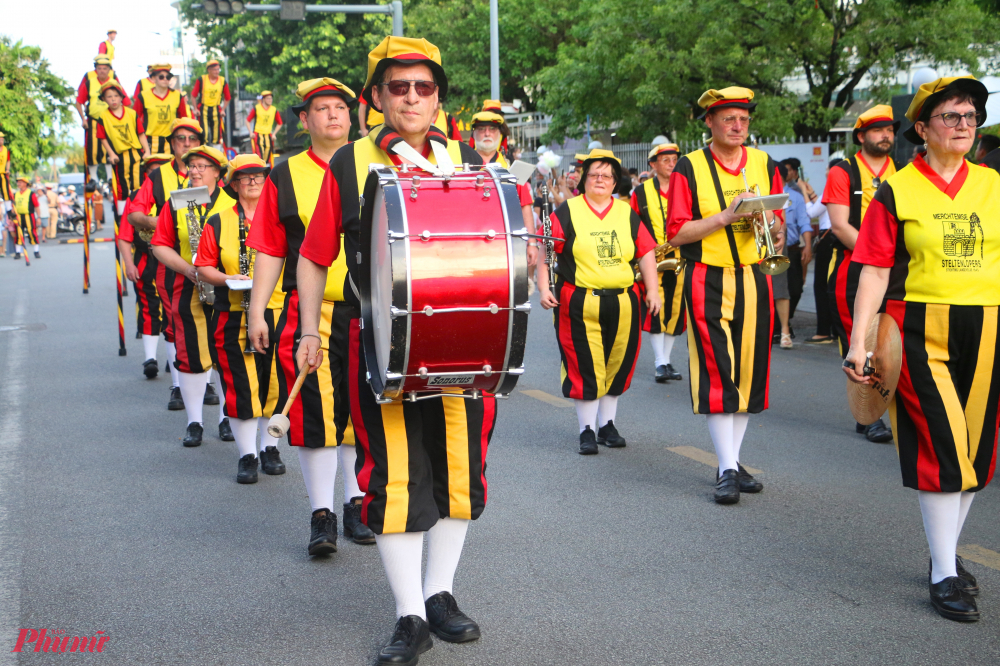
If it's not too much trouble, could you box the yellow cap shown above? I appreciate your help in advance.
[903,76,988,144]
[206,59,221,68]
[578,149,622,194]
[142,153,173,166]
[471,111,505,126]
[182,145,228,170]
[292,77,356,113]
[481,99,502,113]
[697,86,756,118]
[99,80,126,98]
[362,36,446,108]
[93,55,112,66]
[260,90,273,97]
[852,104,899,145]
[170,118,203,137]
[647,143,680,162]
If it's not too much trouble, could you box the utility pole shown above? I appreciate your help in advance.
[489,0,499,100]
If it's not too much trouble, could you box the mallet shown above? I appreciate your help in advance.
[266,358,311,438]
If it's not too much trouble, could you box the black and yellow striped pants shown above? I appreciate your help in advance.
[85,118,107,167]
[684,261,774,414]
[170,274,213,374]
[111,148,142,202]
[0,174,11,201]
[252,133,274,165]
[210,307,281,420]
[133,241,163,336]
[147,135,171,155]
[200,105,225,145]
[641,269,686,336]
[15,213,37,246]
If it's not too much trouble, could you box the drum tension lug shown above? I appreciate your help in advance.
[483,186,491,199]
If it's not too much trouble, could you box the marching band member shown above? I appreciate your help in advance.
[75,55,130,184]
[823,104,899,443]
[845,76,999,622]
[666,87,784,504]
[538,149,661,454]
[195,155,286,484]
[631,143,686,383]
[0,132,13,207]
[95,80,151,213]
[246,78,376,553]
[246,91,282,166]
[119,153,173,378]
[97,30,116,62]
[191,60,231,149]
[297,36,487,664]
[128,118,206,408]
[12,175,39,263]
[134,65,154,103]
[151,146,234,447]
[132,64,191,155]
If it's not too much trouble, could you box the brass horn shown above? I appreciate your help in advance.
[739,168,790,276]
[635,242,685,282]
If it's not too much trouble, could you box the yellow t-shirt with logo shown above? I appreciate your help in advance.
[140,89,188,138]
[252,103,278,135]
[14,189,33,215]
[551,196,648,290]
[99,107,143,153]
[199,75,227,108]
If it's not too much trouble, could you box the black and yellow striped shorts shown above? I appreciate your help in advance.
[148,135,171,155]
[210,308,281,420]
[85,118,107,167]
[252,133,274,164]
[348,319,497,535]
[684,261,774,414]
[201,105,224,144]
[15,214,37,245]
[112,148,142,201]
[887,300,1000,493]
[170,276,213,374]
[641,269,686,336]
[0,174,11,201]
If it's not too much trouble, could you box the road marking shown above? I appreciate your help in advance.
[667,446,762,475]
[958,544,1000,572]
[519,389,573,408]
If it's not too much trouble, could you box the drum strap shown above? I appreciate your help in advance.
[390,141,456,176]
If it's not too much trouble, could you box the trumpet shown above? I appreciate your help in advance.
[635,242,685,281]
[738,168,790,276]
[185,200,215,305]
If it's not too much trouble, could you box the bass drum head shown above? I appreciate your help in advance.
[370,185,393,386]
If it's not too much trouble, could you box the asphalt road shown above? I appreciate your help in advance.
[1,238,998,665]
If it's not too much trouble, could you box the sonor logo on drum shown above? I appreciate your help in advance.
[428,376,476,386]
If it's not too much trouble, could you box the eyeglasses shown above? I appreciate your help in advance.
[234,174,265,184]
[173,135,199,144]
[155,74,170,80]
[719,115,753,126]
[380,80,437,97]
[187,163,217,172]
[587,173,615,182]
[928,111,983,128]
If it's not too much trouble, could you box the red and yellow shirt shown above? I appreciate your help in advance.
[248,103,282,135]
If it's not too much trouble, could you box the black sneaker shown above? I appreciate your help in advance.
[236,453,258,484]
[168,386,184,411]
[343,497,376,545]
[425,591,480,643]
[259,446,286,475]
[737,463,763,493]
[219,418,234,441]
[203,383,220,405]
[714,469,740,504]
[663,363,682,380]
[579,426,598,455]
[929,576,979,622]
[143,358,158,379]
[376,615,433,665]
[597,420,626,448]
[182,422,203,447]
[865,420,893,443]
[308,509,337,557]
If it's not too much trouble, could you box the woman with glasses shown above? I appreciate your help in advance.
[538,149,661,454]
[196,155,286,484]
[132,64,191,155]
[845,76,1000,623]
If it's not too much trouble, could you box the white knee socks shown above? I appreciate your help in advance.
[574,399,599,433]
[424,517,470,600]
[177,370,210,425]
[650,333,666,367]
[707,414,737,474]
[215,371,226,424]
[732,413,750,463]
[231,417,260,459]
[598,394,618,428]
[88,165,98,182]
[165,342,180,387]
[258,423,280,453]
[340,445,362,503]
[375,531,426,619]
[142,334,159,362]
[297,446,338,512]
[920,490,976,583]
[662,335,676,365]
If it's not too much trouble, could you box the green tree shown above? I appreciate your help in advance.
[0,37,74,172]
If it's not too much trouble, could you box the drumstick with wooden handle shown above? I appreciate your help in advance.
[266,359,311,438]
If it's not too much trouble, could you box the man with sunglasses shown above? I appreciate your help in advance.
[296,37,487,666]
[132,64,191,155]
[821,104,900,444]
[666,87,785,505]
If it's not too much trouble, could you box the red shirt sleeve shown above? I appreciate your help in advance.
[132,93,145,118]
[151,202,178,248]
[178,96,189,118]
[821,165,851,206]
[222,83,231,102]
[629,191,640,216]
[136,115,145,135]
[851,195,898,268]
[98,42,108,54]
[299,168,343,267]
[96,121,107,140]
[274,112,283,127]
[194,223,219,268]
[770,165,785,224]
[131,178,156,215]
[246,107,256,123]
[133,81,143,101]
[246,177,288,257]
[447,114,461,141]
[119,215,134,243]
[76,77,90,105]
[636,221,657,258]
[665,169,694,242]
[191,78,202,99]
[549,212,566,254]
[517,183,531,208]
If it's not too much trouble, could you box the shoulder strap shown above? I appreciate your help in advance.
[847,156,862,230]
[702,148,742,266]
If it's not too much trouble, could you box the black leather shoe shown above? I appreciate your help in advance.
[714,469,740,504]
[655,365,669,383]
[143,359,158,379]
[376,615,433,665]
[308,509,337,557]
[182,422,203,447]
[343,497,376,544]
[236,453,258,484]
[33,251,40,259]
[855,422,866,434]
[865,420,893,443]
[664,363,682,380]
[579,426,598,455]
[929,576,979,622]
[597,420,626,448]
[203,383,220,405]
[168,386,184,410]
[219,418,234,441]
[425,591,480,643]
[260,446,286,475]
[929,557,979,597]
[737,463,763,493]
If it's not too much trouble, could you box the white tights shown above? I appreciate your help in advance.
[919,490,976,583]
[574,395,620,432]
[706,413,751,474]
[177,370,209,425]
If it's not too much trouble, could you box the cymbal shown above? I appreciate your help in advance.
[846,313,902,426]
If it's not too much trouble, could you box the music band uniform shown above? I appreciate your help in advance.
[95,81,147,203]
[247,95,282,165]
[13,178,40,258]
[76,56,130,173]
[132,66,191,155]
[0,143,13,204]
[191,65,231,146]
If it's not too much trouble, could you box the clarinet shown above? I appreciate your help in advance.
[186,201,215,305]
[540,181,556,293]
[237,206,256,353]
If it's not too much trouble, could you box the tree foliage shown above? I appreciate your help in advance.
[0,37,74,172]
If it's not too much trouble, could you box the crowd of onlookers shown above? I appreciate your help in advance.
[1,180,108,256]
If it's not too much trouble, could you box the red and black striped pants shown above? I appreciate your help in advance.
[828,247,863,359]
[132,242,163,336]
[210,307,280,420]
[252,133,274,165]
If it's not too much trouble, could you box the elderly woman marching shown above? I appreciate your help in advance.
[845,76,1000,622]
[195,155,287,484]
[539,149,661,454]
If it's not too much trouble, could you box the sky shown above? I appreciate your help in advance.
[2,0,189,144]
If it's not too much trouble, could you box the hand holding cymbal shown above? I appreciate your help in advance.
[845,313,902,425]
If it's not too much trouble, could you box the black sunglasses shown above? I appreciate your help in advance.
[380,80,437,97]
